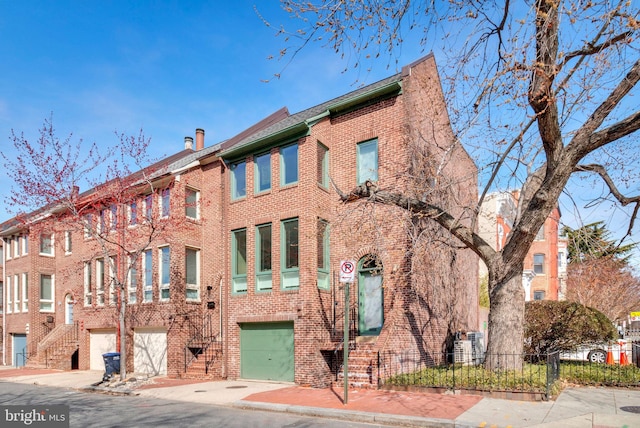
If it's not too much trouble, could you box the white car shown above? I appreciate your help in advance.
[560,341,630,364]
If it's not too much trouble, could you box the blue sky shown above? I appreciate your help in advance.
[0,1,638,266]
[0,1,425,208]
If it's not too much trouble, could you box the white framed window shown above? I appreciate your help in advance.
[185,187,200,220]
[143,249,153,302]
[144,194,153,221]
[231,161,246,200]
[533,253,545,274]
[280,143,298,186]
[84,214,93,238]
[39,233,54,256]
[96,258,105,306]
[6,276,11,313]
[13,274,20,313]
[39,273,54,312]
[159,246,171,301]
[14,237,20,258]
[21,273,28,312]
[128,255,138,304]
[110,205,118,231]
[160,188,170,218]
[109,256,118,305]
[22,236,28,255]
[6,238,11,260]
[98,209,107,234]
[84,261,92,306]
[185,247,200,301]
[64,231,72,254]
[128,200,138,226]
[357,138,378,184]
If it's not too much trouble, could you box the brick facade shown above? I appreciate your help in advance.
[2,54,479,388]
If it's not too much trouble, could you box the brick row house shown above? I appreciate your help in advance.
[478,191,568,302]
[1,54,479,387]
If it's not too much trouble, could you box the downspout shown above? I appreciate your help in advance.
[2,237,6,366]
[220,158,229,378]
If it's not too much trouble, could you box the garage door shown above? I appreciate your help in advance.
[240,322,294,381]
[89,329,117,370]
[134,328,167,376]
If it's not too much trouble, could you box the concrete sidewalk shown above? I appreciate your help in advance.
[1,367,640,427]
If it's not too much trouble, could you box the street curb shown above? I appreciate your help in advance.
[233,400,456,427]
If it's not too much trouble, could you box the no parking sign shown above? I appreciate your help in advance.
[339,260,355,283]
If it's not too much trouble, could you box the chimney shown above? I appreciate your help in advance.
[184,136,194,150]
[195,128,205,151]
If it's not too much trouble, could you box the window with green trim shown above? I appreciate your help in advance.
[280,143,298,186]
[281,218,299,289]
[356,138,378,184]
[254,152,271,193]
[317,143,329,188]
[231,161,246,200]
[317,219,330,290]
[256,224,272,291]
[232,228,247,293]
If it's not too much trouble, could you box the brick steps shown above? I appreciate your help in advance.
[333,344,379,389]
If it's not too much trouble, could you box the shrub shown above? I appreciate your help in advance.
[524,300,617,355]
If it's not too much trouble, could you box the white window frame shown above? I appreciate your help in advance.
[39,273,54,313]
[14,237,20,258]
[96,258,105,306]
[128,200,138,226]
[159,246,171,301]
[6,238,11,260]
[109,256,118,305]
[84,214,93,238]
[84,261,92,306]
[6,276,11,314]
[533,253,545,275]
[128,255,138,304]
[160,188,170,218]
[143,249,153,303]
[13,274,20,313]
[39,233,54,256]
[64,230,72,254]
[110,205,118,231]
[185,247,200,301]
[22,236,28,255]
[21,273,28,312]
[185,187,200,220]
[144,194,153,221]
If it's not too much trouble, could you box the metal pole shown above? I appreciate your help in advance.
[343,282,349,404]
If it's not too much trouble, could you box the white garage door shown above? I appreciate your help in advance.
[134,328,167,376]
[89,329,117,371]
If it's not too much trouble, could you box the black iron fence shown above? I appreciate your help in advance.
[378,345,640,400]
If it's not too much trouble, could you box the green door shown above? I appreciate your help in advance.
[358,256,384,336]
[240,322,294,381]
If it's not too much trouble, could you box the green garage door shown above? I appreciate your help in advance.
[240,322,294,381]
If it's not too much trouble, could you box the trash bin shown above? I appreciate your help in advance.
[102,352,120,381]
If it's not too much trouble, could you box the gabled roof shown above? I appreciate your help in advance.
[218,68,409,160]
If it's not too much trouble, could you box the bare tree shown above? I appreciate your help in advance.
[268,1,640,368]
[2,116,183,380]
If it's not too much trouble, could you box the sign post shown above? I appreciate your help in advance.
[339,260,355,405]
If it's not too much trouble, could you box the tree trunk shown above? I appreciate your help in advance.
[485,270,525,371]
[119,285,127,380]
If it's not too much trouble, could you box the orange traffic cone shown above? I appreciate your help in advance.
[606,346,614,365]
[619,341,630,366]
